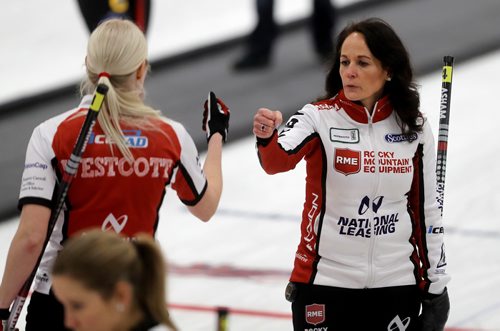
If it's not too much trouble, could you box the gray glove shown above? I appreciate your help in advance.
[418,287,450,331]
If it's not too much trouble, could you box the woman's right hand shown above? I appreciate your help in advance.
[253,108,283,139]
[203,91,230,143]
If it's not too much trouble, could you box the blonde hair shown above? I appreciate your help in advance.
[82,19,161,161]
[53,230,177,330]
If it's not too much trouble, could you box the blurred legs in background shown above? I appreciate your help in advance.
[76,0,151,33]
[233,0,335,70]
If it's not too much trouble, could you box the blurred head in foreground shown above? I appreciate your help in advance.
[52,230,177,331]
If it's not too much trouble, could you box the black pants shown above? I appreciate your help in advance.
[291,283,421,331]
[26,290,69,331]
[248,0,335,56]
[77,0,151,33]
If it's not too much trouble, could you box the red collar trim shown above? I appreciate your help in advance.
[334,90,393,124]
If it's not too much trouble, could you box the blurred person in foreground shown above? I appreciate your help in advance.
[253,18,450,330]
[0,18,229,330]
[52,229,176,331]
[233,0,336,70]
[77,0,152,33]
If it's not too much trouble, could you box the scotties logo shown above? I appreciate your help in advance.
[384,133,417,143]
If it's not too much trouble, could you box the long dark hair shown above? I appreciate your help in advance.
[323,18,423,135]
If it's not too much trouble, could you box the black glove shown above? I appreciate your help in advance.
[0,308,10,331]
[203,91,230,143]
[418,287,450,331]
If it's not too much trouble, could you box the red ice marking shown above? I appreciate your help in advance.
[169,263,290,278]
[168,303,292,319]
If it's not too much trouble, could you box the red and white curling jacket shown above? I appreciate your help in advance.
[257,90,450,295]
[19,95,207,294]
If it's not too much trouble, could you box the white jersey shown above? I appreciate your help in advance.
[257,91,450,295]
[148,324,172,331]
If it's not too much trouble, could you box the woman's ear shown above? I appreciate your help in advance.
[385,68,392,82]
[112,280,134,310]
[136,60,148,81]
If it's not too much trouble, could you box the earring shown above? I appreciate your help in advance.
[386,76,392,81]
[116,303,125,313]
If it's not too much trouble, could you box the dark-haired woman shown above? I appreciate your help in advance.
[253,18,450,331]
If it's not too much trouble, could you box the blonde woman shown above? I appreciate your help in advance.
[0,18,229,330]
[52,229,176,331]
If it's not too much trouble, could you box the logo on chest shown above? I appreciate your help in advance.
[334,148,361,175]
[333,148,412,175]
[385,133,418,143]
[329,128,359,143]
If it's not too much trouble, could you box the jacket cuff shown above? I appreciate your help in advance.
[256,130,277,147]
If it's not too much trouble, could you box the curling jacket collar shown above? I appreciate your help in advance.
[331,89,393,124]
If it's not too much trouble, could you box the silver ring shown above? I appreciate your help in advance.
[261,124,266,131]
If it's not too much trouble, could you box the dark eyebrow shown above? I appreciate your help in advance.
[340,54,372,60]
[357,55,372,60]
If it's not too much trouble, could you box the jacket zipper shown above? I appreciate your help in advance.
[365,103,381,288]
